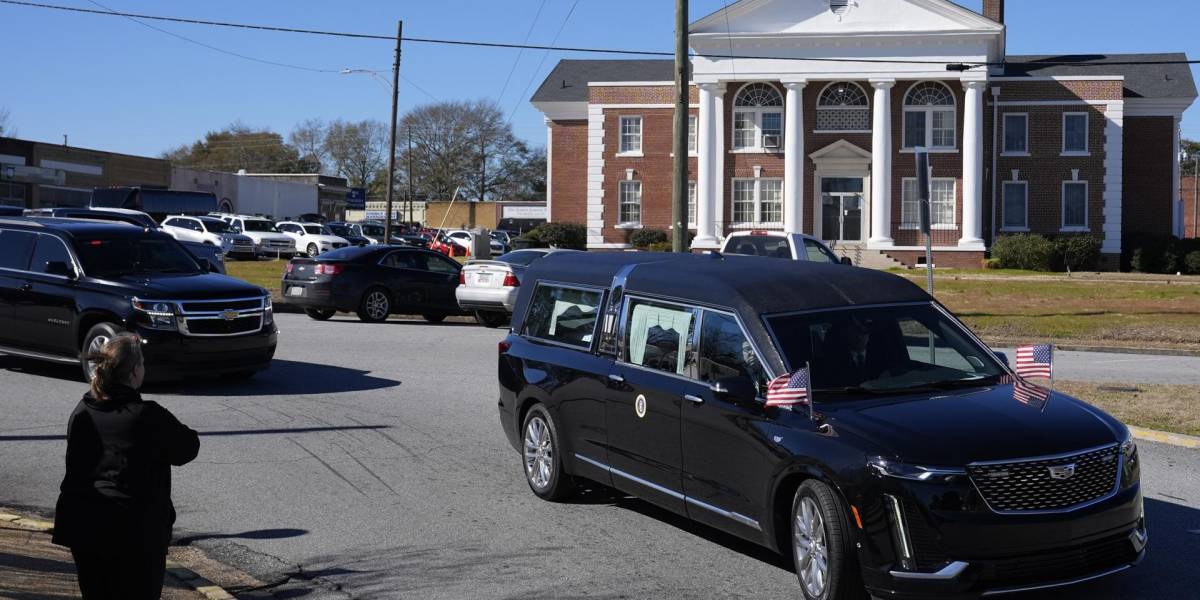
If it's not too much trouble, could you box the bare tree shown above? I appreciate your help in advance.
[323,119,388,195]
[289,118,328,173]
[163,122,311,173]
[0,107,13,137]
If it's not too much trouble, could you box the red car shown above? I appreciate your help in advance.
[428,232,468,257]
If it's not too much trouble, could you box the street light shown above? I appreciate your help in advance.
[342,64,416,237]
[341,68,393,91]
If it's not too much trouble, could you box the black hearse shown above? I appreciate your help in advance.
[0,218,276,381]
[497,252,1143,600]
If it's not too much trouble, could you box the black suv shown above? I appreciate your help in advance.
[0,218,277,381]
[497,252,1144,600]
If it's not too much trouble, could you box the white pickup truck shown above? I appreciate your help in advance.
[720,230,852,265]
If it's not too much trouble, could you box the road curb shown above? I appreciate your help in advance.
[983,339,1200,358]
[1128,426,1200,449]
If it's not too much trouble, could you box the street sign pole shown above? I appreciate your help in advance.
[384,20,403,243]
[915,148,933,294]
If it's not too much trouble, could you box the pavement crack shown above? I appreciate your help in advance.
[286,437,367,496]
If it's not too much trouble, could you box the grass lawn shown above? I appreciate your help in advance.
[1057,381,1200,437]
[225,259,289,293]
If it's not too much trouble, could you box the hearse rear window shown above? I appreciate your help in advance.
[525,285,602,348]
[729,235,790,259]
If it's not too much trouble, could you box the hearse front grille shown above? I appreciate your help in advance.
[967,445,1120,513]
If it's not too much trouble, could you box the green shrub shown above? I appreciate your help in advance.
[629,228,669,248]
[983,258,1002,270]
[991,234,1055,271]
[1051,234,1103,271]
[521,222,587,250]
[646,241,673,252]
[1185,250,1200,275]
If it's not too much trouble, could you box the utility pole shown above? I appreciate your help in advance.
[384,20,403,243]
[407,126,415,227]
[671,0,689,253]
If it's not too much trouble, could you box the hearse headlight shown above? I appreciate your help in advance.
[1120,429,1139,487]
[868,456,965,482]
[131,299,177,330]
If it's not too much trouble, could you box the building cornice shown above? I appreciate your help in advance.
[1124,97,1194,118]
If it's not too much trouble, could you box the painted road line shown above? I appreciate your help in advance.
[1129,426,1200,450]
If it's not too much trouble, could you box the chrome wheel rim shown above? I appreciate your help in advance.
[794,497,829,598]
[85,333,111,379]
[307,244,319,257]
[523,416,553,490]
[365,291,389,320]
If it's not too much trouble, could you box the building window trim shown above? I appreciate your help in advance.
[815,81,871,133]
[617,180,642,228]
[732,82,784,152]
[902,81,957,151]
[617,115,643,157]
[730,177,784,227]
[687,181,697,229]
[900,177,958,230]
[1061,180,1090,231]
[1061,112,1090,156]
[1001,180,1029,231]
[1002,113,1029,156]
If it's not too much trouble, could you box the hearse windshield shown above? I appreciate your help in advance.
[74,238,203,277]
[767,304,1005,395]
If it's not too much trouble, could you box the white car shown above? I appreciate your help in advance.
[275,221,350,257]
[720,230,851,265]
[161,215,256,257]
[446,229,508,256]
[222,215,296,257]
[456,248,579,327]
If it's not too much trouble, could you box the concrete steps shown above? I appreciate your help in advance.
[828,244,905,270]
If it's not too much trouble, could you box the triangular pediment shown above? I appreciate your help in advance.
[691,0,1002,36]
[809,140,872,163]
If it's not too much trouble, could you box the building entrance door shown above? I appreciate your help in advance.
[820,177,864,242]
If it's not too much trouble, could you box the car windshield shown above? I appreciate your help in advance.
[243,220,279,233]
[496,250,545,266]
[766,304,1005,396]
[199,218,234,233]
[361,224,385,236]
[74,237,203,277]
[303,225,329,235]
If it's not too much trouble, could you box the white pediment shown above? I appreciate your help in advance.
[809,140,872,166]
[691,0,1002,36]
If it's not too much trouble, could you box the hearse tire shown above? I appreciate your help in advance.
[80,322,126,382]
[792,480,867,600]
[521,404,573,501]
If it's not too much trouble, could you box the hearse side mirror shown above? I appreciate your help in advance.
[710,375,758,406]
[45,261,77,280]
[994,351,1009,366]
[840,256,853,266]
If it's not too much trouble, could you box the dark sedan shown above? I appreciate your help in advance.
[281,245,465,323]
[326,223,372,247]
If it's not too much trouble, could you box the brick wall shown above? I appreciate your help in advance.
[1182,175,1200,238]
[1123,116,1175,237]
[601,107,698,242]
[548,120,587,225]
[804,81,873,237]
[891,80,965,247]
[721,82,786,233]
[995,80,1123,102]
[589,85,698,105]
[886,250,985,269]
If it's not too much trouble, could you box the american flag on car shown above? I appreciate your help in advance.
[1012,380,1051,410]
[766,366,810,407]
[1015,344,1053,379]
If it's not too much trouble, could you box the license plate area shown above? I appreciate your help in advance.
[287,286,305,297]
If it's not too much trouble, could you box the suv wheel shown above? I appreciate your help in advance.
[306,243,320,257]
[422,313,447,324]
[474,311,508,328]
[792,481,866,600]
[356,288,391,323]
[80,322,126,382]
[521,405,572,501]
[305,308,336,321]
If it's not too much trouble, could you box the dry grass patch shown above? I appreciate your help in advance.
[1055,381,1200,437]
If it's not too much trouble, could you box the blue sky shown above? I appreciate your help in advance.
[1,0,1198,158]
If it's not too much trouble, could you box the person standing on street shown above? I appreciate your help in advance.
[51,333,200,599]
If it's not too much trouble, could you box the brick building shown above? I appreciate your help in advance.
[532,0,1196,267]
[0,136,170,209]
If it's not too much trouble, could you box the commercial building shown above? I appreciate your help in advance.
[0,136,170,209]
[170,167,321,220]
[532,0,1196,267]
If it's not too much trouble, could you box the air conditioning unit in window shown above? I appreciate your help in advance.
[762,134,781,149]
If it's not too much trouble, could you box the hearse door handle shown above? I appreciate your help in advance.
[607,374,625,383]
[19,283,32,292]
[683,394,704,405]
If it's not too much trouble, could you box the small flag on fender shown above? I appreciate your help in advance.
[1015,344,1053,379]
[766,366,810,407]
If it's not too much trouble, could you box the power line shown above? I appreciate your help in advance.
[497,0,549,106]
[507,0,581,124]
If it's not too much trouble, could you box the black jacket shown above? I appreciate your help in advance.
[52,385,200,550]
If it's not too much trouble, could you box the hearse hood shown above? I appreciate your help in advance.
[827,384,1125,467]
[97,273,268,301]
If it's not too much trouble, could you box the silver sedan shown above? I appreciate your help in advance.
[456,249,578,327]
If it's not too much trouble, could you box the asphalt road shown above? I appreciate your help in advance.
[1,314,1198,599]
[994,348,1200,385]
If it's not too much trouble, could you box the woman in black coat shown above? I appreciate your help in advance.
[52,333,200,599]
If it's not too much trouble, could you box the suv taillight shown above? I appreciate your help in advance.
[502,272,519,287]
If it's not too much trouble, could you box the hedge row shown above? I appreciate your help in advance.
[1123,234,1200,274]
[990,234,1103,272]
[515,222,587,250]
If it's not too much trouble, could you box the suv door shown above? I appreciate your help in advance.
[678,309,775,534]
[604,296,699,513]
[0,228,37,348]
[15,234,79,355]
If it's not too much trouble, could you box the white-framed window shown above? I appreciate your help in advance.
[903,81,956,149]
[815,81,870,131]
[687,181,697,228]
[688,115,697,154]
[731,178,783,226]
[1062,112,1089,155]
[618,180,642,226]
[1002,181,1029,230]
[900,178,957,229]
[732,83,784,151]
[1003,113,1028,155]
[618,116,642,155]
[1062,181,1088,230]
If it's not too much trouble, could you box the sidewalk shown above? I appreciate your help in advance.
[0,510,247,600]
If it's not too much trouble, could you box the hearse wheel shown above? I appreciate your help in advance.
[356,287,391,323]
[521,404,573,501]
[80,322,126,382]
[305,308,336,321]
[792,480,866,600]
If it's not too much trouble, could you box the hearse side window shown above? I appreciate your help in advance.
[524,284,603,349]
[697,311,769,396]
[0,229,37,270]
[624,299,697,376]
[30,235,73,274]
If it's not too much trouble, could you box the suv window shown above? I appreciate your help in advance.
[728,235,791,259]
[625,298,697,376]
[803,239,839,264]
[525,285,603,348]
[698,311,769,396]
[74,238,202,277]
[0,229,37,270]
[30,235,73,274]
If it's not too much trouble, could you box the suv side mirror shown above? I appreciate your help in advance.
[840,256,853,266]
[710,375,758,405]
[45,261,76,279]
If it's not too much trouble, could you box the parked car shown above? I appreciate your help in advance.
[161,215,256,258]
[326,222,373,247]
[0,206,24,217]
[498,251,1144,600]
[275,221,350,257]
[90,187,218,222]
[456,249,578,327]
[428,232,468,257]
[222,215,296,257]
[721,230,851,265]
[356,222,388,245]
[281,245,465,323]
[0,217,276,380]
[445,229,508,256]
[24,207,159,229]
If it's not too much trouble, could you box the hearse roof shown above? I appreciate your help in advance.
[525,251,930,316]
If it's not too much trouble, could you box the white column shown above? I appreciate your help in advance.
[694,82,722,248]
[783,81,807,235]
[869,79,895,247]
[960,80,987,248]
[545,116,553,222]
